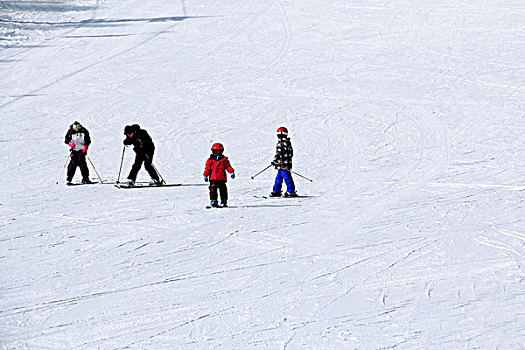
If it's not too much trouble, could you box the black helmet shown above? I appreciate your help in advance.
[124,124,140,135]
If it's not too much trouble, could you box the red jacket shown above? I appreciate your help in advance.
[204,155,234,181]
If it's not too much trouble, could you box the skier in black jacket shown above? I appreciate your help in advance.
[64,121,92,185]
[123,124,161,186]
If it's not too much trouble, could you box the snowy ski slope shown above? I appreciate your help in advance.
[1,0,524,348]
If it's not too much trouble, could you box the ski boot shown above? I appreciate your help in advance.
[269,191,281,197]
[221,200,228,208]
[210,201,220,208]
[149,179,161,186]
[66,181,72,186]
[126,179,135,187]
[82,179,93,184]
[283,192,297,198]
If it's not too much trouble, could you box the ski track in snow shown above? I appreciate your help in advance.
[1,0,524,349]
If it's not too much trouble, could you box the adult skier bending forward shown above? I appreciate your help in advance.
[270,126,297,197]
[123,124,161,186]
[64,121,92,185]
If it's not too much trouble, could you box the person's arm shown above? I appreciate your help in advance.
[64,129,72,144]
[203,158,211,181]
[225,158,234,174]
[123,135,133,146]
[225,158,235,179]
[84,129,91,146]
[274,142,283,162]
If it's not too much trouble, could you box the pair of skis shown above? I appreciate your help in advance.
[65,181,182,188]
[205,204,228,209]
[114,183,181,189]
[205,195,312,209]
[66,182,100,186]
[253,195,311,199]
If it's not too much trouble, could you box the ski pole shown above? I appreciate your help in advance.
[116,146,126,184]
[251,164,272,179]
[145,153,166,184]
[56,154,71,184]
[152,163,166,184]
[87,156,104,184]
[291,170,313,182]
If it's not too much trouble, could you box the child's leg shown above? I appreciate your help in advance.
[218,181,228,203]
[209,181,219,202]
[282,170,296,193]
[272,170,284,193]
[79,153,90,181]
[66,152,78,182]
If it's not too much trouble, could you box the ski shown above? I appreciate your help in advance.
[206,205,224,209]
[66,182,99,186]
[253,195,312,199]
[114,183,182,189]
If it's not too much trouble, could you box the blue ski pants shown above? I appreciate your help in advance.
[273,169,295,193]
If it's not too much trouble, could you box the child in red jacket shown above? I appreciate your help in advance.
[203,143,235,207]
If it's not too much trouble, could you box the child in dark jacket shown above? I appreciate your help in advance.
[64,121,92,185]
[203,143,235,207]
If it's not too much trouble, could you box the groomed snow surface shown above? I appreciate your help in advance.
[1,0,524,348]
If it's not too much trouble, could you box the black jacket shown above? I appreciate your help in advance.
[274,137,293,169]
[124,128,155,154]
[65,126,91,151]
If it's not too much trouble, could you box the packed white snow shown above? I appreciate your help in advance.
[1,0,524,348]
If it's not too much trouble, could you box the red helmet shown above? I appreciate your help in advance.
[211,143,224,154]
[276,126,288,137]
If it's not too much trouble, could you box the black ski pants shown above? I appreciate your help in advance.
[67,151,90,182]
[209,180,228,202]
[128,151,159,182]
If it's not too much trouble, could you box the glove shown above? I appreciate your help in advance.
[231,172,235,179]
[82,146,88,153]
[204,176,208,182]
[69,142,76,149]
[271,160,278,167]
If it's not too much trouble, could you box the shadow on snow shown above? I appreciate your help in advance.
[0,16,211,30]
[0,1,97,13]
